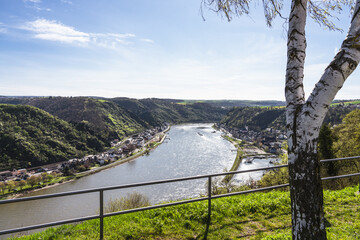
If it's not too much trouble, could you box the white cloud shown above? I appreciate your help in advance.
[21,19,152,48]
[92,33,136,46]
[0,23,6,33]
[61,0,72,4]
[23,0,51,11]
[141,38,154,43]
[23,19,90,43]
[24,0,42,3]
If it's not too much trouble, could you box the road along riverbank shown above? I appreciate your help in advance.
[3,127,171,200]
[220,131,276,183]
[76,126,170,178]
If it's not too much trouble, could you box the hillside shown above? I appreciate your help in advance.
[1,97,146,140]
[220,107,285,131]
[221,105,357,131]
[0,97,228,136]
[112,98,228,126]
[0,97,228,170]
[0,104,108,171]
[179,99,286,108]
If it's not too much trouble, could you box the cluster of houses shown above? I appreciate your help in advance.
[51,124,169,174]
[1,124,169,182]
[0,166,56,182]
[216,123,286,154]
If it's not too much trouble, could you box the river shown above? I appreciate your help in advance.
[0,123,276,239]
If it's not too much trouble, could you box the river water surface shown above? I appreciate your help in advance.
[0,123,275,239]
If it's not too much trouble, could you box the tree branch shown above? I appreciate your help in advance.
[304,0,360,128]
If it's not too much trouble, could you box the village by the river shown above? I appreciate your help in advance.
[0,123,284,238]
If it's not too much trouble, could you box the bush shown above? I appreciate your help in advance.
[105,192,150,213]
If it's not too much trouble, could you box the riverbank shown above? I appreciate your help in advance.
[3,126,171,200]
[221,135,243,183]
[76,126,170,178]
[220,130,276,183]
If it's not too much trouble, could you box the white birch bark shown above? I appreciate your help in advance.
[286,1,360,239]
[204,0,360,238]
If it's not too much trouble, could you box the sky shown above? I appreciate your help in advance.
[0,0,358,101]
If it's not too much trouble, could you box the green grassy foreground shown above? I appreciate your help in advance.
[10,185,360,240]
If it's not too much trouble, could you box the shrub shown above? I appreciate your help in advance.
[104,192,150,213]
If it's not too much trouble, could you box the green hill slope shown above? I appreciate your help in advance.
[22,97,145,140]
[221,106,356,131]
[0,97,228,139]
[0,97,229,171]
[111,98,228,126]
[0,104,107,171]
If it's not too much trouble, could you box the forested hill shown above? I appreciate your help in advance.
[220,105,357,131]
[111,98,228,126]
[0,104,108,171]
[19,97,145,140]
[0,97,229,170]
[0,97,228,137]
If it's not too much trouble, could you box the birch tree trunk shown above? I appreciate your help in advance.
[286,0,360,239]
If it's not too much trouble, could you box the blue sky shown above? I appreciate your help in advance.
[0,0,358,100]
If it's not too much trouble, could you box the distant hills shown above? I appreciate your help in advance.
[220,105,358,131]
[0,96,229,170]
[1,96,359,171]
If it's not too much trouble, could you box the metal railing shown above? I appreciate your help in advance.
[0,156,359,239]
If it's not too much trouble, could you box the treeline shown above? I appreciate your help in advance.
[221,105,356,131]
[0,104,107,171]
[220,107,285,131]
[318,109,360,188]
[0,97,228,138]
[0,97,229,171]
[111,98,228,126]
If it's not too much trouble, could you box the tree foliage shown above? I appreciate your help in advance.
[0,104,107,171]
[333,109,360,158]
[221,105,355,131]
[202,0,354,30]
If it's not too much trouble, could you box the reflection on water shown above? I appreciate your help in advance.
[0,123,276,238]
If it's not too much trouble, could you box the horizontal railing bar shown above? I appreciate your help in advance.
[4,170,360,236]
[0,165,288,205]
[212,183,290,199]
[320,156,360,163]
[1,156,359,236]
[0,215,99,235]
[2,155,360,205]
[322,172,360,180]
[100,164,289,192]
[104,197,208,218]
[0,188,100,205]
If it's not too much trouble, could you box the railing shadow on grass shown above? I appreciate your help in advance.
[0,156,359,239]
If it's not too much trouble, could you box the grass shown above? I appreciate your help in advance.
[9,185,360,239]
[222,135,242,146]
[221,134,245,183]
[223,148,243,183]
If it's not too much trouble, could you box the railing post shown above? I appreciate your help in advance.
[203,176,212,239]
[99,190,104,240]
[208,176,211,224]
